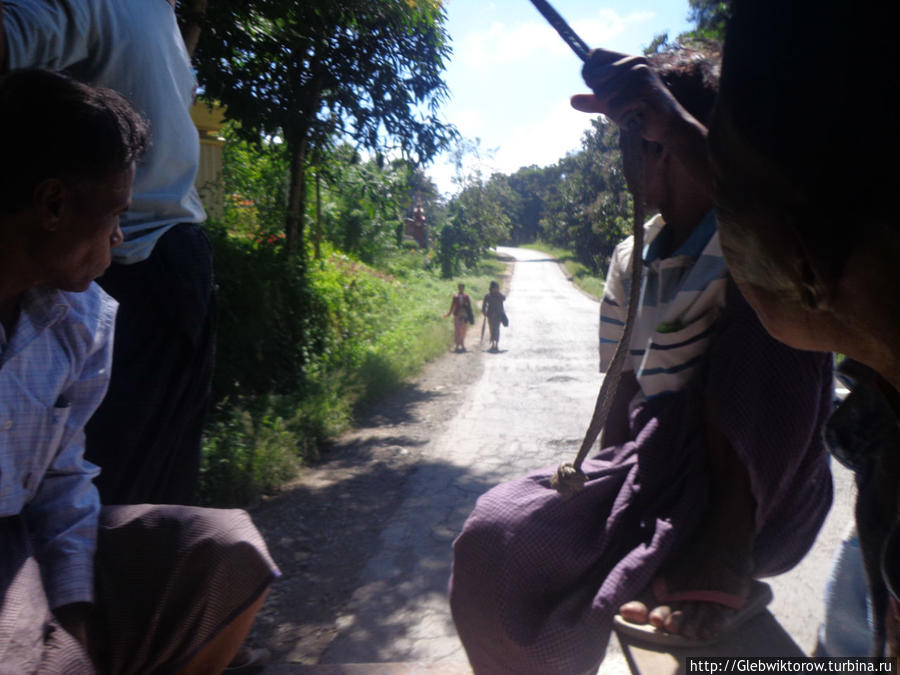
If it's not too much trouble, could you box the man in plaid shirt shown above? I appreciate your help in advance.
[0,68,278,674]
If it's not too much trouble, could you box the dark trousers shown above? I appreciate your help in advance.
[85,223,216,505]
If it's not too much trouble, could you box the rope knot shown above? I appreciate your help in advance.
[550,463,586,498]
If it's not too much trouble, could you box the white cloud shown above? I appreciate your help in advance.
[624,10,657,23]
[458,9,656,68]
[494,99,592,174]
[429,100,594,196]
[452,107,486,137]
[429,159,458,197]
[459,21,565,66]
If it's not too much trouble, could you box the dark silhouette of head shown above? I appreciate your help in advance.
[710,0,900,312]
[0,68,149,216]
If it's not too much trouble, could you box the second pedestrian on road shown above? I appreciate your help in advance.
[482,281,508,353]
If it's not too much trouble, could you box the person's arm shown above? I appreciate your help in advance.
[1,0,91,72]
[23,299,115,644]
[571,49,713,201]
[445,295,456,318]
[25,421,102,611]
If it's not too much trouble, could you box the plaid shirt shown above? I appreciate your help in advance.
[0,284,116,608]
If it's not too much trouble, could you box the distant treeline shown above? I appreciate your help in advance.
[445,118,631,276]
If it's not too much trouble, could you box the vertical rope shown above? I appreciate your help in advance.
[551,124,645,497]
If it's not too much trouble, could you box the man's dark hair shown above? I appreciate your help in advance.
[0,68,150,214]
[648,46,720,126]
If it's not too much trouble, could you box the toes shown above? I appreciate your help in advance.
[662,608,684,634]
[648,604,672,629]
[643,596,736,639]
[619,600,650,624]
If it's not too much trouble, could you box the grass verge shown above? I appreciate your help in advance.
[522,242,605,298]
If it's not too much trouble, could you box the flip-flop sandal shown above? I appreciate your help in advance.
[613,578,773,648]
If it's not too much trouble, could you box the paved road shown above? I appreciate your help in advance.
[317,246,854,672]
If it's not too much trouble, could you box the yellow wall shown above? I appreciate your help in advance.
[190,102,225,219]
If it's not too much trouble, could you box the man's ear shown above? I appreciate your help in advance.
[32,178,67,231]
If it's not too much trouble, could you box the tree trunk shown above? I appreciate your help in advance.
[314,171,322,260]
[286,135,308,256]
[177,0,207,57]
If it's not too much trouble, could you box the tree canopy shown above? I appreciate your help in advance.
[686,0,731,42]
[193,0,456,253]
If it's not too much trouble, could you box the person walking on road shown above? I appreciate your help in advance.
[481,281,507,352]
[445,283,473,352]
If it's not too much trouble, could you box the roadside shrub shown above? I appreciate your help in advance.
[201,225,505,506]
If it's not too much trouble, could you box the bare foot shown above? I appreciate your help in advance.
[619,415,757,641]
[619,519,754,641]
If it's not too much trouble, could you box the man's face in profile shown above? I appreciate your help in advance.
[36,164,133,292]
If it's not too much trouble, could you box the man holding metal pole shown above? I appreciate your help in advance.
[449,4,834,672]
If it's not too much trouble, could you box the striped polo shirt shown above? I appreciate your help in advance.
[599,211,728,400]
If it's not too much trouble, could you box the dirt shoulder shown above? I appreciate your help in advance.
[246,260,513,664]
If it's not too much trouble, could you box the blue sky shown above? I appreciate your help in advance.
[428,0,693,194]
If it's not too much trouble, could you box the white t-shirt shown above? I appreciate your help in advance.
[4,0,207,263]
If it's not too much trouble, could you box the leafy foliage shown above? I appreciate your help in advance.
[317,146,414,265]
[437,119,631,276]
[199,131,502,505]
[685,0,731,42]
[216,128,289,240]
[436,139,512,277]
[540,119,631,272]
[192,0,457,253]
[439,181,511,277]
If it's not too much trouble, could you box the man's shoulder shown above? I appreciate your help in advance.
[609,214,667,279]
[56,284,118,345]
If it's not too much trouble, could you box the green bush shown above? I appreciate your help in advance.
[197,126,508,506]
[200,223,506,506]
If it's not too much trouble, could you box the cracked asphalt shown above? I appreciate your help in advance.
[250,246,854,673]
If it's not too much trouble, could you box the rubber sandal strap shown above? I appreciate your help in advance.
[652,578,747,610]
